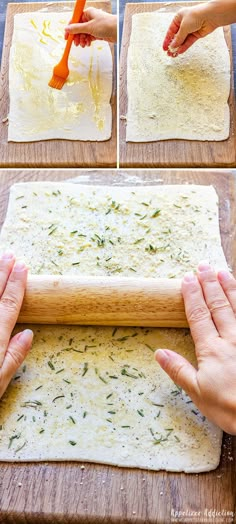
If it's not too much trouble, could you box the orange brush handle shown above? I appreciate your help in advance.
[63,0,87,60]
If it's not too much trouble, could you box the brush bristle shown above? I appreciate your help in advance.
[48,75,66,90]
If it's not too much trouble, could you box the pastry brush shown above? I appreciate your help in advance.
[48,0,86,90]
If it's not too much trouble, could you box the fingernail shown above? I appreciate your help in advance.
[155,349,169,366]
[183,271,196,283]
[18,329,34,346]
[218,270,231,282]
[13,262,27,272]
[198,261,211,272]
[2,251,15,260]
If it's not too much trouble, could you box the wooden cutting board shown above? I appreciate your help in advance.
[0,1,117,168]
[120,1,236,168]
[0,169,235,524]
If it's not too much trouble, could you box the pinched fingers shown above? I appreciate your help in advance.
[163,15,181,51]
[0,262,28,368]
[182,271,218,346]
[197,262,236,339]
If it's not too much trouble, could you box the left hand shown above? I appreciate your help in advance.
[0,253,33,399]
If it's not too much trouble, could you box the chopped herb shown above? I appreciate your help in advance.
[48,361,55,370]
[22,400,42,407]
[83,411,87,418]
[109,375,118,379]
[15,441,27,453]
[39,429,45,434]
[134,238,144,244]
[82,362,88,377]
[174,435,180,442]
[35,385,43,391]
[17,415,24,422]
[63,379,71,384]
[137,409,144,417]
[121,425,130,428]
[121,369,138,379]
[66,405,72,410]
[151,209,161,218]
[8,434,21,449]
[108,411,116,415]
[22,365,26,373]
[70,230,78,235]
[48,227,57,236]
[112,328,118,337]
[69,441,77,446]
[56,368,64,374]
[52,395,65,403]
[72,262,80,266]
[16,196,24,200]
[106,393,113,399]
[69,416,76,424]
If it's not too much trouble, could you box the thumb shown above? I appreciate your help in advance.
[170,21,189,49]
[155,348,198,397]
[1,329,34,387]
[65,22,93,36]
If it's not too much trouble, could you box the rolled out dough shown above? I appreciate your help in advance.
[126,12,230,142]
[8,12,112,142]
[0,182,228,472]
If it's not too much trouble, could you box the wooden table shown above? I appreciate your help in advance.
[0,1,117,168]
[0,169,235,524]
[119,1,236,168]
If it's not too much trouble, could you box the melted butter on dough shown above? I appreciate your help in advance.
[8,12,112,142]
[126,12,230,142]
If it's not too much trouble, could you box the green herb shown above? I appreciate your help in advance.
[112,328,118,337]
[52,395,65,403]
[106,419,113,423]
[56,369,64,374]
[35,385,43,391]
[22,365,26,373]
[137,409,144,417]
[48,361,55,370]
[121,426,130,428]
[108,411,116,415]
[83,412,87,418]
[69,416,76,424]
[15,441,27,453]
[151,209,161,218]
[174,435,180,442]
[72,262,80,266]
[129,268,137,272]
[66,405,72,410]
[69,441,77,446]
[17,415,24,422]
[63,379,71,384]
[22,400,42,407]
[121,369,138,379]
[32,416,36,422]
[16,196,24,200]
[48,226,57,236]
[82,362,88,377]
[109,375,118,379]
[134,238,144,244]
[106,393,113,399]
[70,230,78,235]
[145,344,155,352]
[39,429,45,434]
[8,434,21,449]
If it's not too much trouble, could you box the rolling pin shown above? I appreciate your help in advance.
[17,275,188,327]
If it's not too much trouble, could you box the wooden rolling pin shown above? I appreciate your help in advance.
[18,275,188,327]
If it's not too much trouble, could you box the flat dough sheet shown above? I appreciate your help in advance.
[0,182,227,472]
[126,12,230,142]
[8,12,112,142]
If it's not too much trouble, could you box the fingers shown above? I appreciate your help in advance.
[0,329,33,398]
[197,262,236,339]
[163,15,181,51]
[0,252,16,296]
[170,20,190,50]
[155,349,199,399]
[65,21,93,36]
[218,270,236,315]
[0,262,28,367]
[174,33,199,55]
[182,272,218,346]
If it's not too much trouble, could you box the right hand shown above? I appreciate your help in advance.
[163,3,219,57]
[65,8,117,48]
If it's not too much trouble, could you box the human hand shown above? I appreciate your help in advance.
[163,2,220,57]
[0,253,33,399]
[65,8,117,47]
[155,262,236,435]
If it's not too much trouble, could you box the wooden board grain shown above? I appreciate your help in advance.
[0,1,117,168]
[0,169,235,524]
[119,1,236,168]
